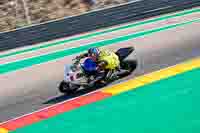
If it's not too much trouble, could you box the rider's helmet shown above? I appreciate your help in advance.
[88,47,100,58]
[82,58,97,73]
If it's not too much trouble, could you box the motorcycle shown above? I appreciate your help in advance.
[58,46,137,94]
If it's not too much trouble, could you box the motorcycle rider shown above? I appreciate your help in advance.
[75,47,120,86]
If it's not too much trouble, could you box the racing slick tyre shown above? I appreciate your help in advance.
[119,59,137,76]
[58,81,78,94]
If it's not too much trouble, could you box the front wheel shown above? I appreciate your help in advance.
[58,81,79,94]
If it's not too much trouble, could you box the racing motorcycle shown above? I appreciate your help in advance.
[58,47,137,94]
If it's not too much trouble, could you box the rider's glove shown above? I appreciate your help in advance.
[72,56,80,62]
[75,56,80,60]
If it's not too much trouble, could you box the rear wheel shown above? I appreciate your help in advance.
[119,60,137,76]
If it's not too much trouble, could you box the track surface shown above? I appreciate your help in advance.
[0,12,200,122]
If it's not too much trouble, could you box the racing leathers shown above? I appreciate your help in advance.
[75,48,120,86]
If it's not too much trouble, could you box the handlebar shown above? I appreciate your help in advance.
[71,57,83,71]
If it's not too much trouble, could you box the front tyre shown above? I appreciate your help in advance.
[58,81,78,94]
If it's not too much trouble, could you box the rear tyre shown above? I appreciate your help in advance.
[119,60,137,76]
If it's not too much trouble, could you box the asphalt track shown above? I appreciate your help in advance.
[0,11,200,123]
